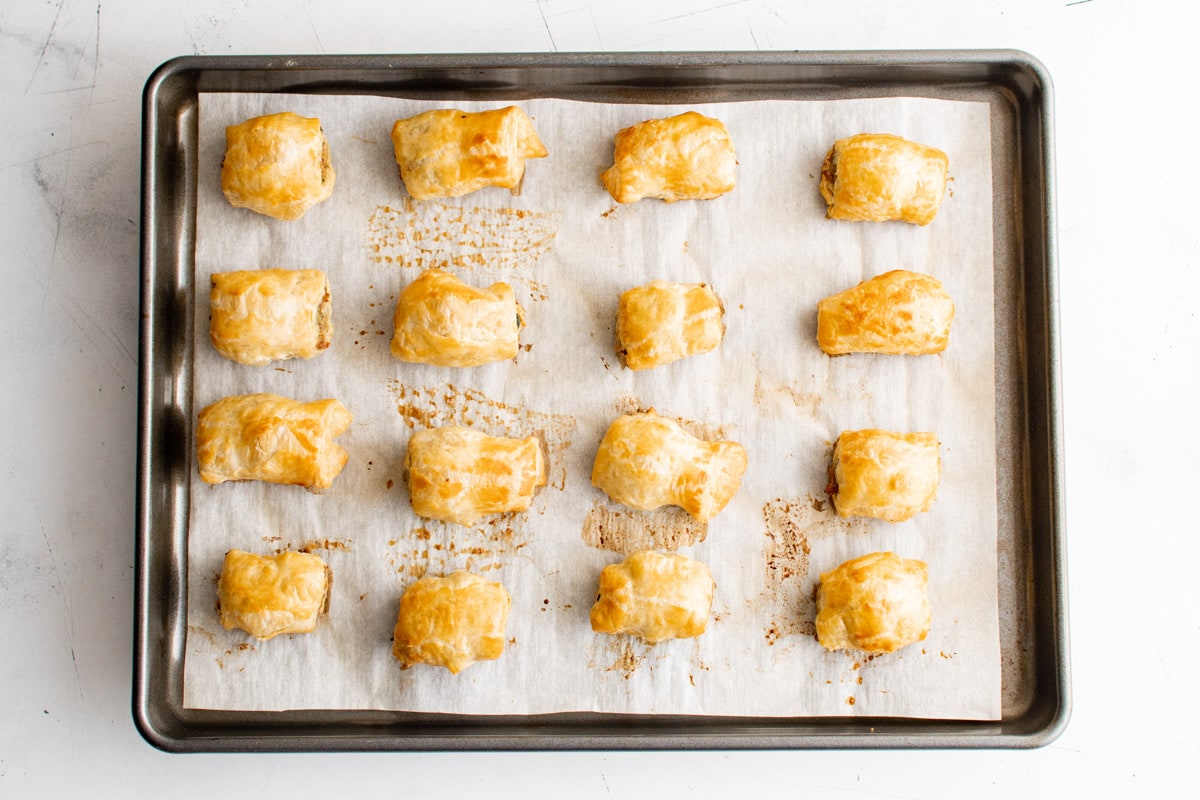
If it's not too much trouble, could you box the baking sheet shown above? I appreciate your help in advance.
[181,91,1000,719]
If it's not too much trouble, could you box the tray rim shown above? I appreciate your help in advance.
[135,49,1068,752]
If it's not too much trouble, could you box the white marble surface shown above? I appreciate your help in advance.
[1,0,1195,795]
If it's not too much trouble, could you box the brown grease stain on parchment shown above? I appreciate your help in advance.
[752,372,822,417]
[760,496,872,646]
[581,502,707,554]
[603,639,648,679]
[593,631,712,681]
[367,200,558,300]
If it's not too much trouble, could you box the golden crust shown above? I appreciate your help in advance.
[829,429,940,522]
[819,133,948,225]
[220,112,335,221]
[217,550,331,640]
[616,281,725,370]
[392,571,511,674]
[390,268,524,367]
[601,111,736,203]
[817,270,955,356]
[404,426,547,526]
[590,411,747,523]
[209,268,332,366]
[815,551,930,654]
[390,106,548,200]
[197,393,353,492]
[590,550,714,643]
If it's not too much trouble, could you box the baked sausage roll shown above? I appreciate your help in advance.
[601,111,736,203]
[390,268,525,367]
[390,106,548,200]
[404,426,547,526]
[616,281,724,370]
[209,268,333,366]
[817,270,954,356]
[828,429,940,522]
[392,571,511,674]
[815,551,931,654]
[197,393,353,492]
[820,133,948,225]
[590,549,714,643]
[220,111,335,220]
[591,411,747,522]
[217,549,331,640]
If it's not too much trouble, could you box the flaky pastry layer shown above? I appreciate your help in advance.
[590,549,714,643]
[816,551,931,654]
[392,571,511,674]
[220,111,335,221]
[390,106,547,199]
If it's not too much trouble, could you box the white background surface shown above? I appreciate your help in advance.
[1,0,1196,796]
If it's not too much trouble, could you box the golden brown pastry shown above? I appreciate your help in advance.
[392,571,511,674]
[404,426,546,526]
[616,281,724,370]
[590,549,714,643]
[817,270,954,356]
[217,549,331,640]
[820,133,948,225]
[828,429,940,522]
[197,393,353,492]
[601,111,736,203]
[220,111,335,220]
[591,411,747,522]
[815,551,931,654]
[390,268,524,367]
[390,106,548,200]
[209,268,332,366]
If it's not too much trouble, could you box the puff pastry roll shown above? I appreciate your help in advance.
[828,429,940,522]
[392,571,511,674]
[616,281,724,370]
[209,268,332,366]
[601,111,736,203]
[390,268,525,367]
[390,106,548,200]
[815,551,931,654]
[820,133,948,225]
[405,426,546,526]
[591,411,747,522]
[817,270,955,356]
[220,111,335,220]
[217,549,331,640]
[590,549,714,643]
[197,393,353,492]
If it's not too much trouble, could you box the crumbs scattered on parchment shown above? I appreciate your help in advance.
[386,524,527,578]
[367,200,558,301]
[301,538,352,553]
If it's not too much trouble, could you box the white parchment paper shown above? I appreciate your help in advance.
[184,91,999,719]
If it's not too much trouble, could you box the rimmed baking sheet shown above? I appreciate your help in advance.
[136,51,1067,751]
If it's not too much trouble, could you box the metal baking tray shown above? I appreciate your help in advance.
[135,51,1067,751]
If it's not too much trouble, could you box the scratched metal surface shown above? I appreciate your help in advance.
[134,51,1065,751]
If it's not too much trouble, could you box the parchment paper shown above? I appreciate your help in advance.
[184,91,999,719]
